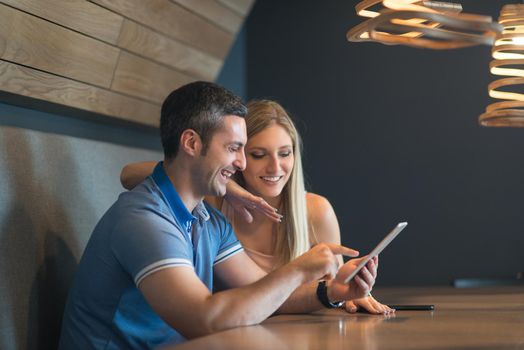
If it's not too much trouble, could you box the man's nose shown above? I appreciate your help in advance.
[233,151,246,171]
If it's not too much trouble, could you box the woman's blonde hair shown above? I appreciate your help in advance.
[238,100,313,267]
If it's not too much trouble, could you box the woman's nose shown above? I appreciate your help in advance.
[266,155,280,173]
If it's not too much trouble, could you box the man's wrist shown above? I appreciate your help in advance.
[282,260,309,287]
[326,280,336,302]
[317,280,343,308]
[326,280,346,306]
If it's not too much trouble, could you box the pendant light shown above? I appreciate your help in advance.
[480,3,524,126]
[347,1,502,49]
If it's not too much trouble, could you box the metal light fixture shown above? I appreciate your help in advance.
[347,1,502,49]
[480,3,524,127]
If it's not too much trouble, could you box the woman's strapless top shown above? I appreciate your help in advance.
[243,246,275,273]
[220,200,276,273]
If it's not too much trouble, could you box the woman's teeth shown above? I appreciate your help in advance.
[261,176,281,182]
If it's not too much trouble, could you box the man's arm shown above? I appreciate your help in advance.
[214,244,377,315]
[277,255,378,314]
[139,243,361,339]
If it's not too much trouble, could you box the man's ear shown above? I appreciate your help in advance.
[180,129,202,156]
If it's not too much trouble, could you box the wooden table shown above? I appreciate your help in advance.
[163,286,524,350]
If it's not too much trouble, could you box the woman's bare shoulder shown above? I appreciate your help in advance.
[306,192,340,243]
[306,192,333,218]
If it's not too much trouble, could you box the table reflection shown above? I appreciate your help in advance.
[163,287,524,350]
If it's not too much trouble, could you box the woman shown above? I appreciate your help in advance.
[121,100,392,314]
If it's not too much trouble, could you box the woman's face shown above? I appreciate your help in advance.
[242,123,294,199]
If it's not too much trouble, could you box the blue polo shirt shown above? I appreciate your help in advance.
[59,162,243,349]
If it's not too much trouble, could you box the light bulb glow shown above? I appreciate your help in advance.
[511,36,524,45]
[348,0,501,49]
[480,4,524,127]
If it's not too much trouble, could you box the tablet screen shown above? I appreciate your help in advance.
[340,222,407,284]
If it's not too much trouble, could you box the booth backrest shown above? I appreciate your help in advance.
[0,123,161,350]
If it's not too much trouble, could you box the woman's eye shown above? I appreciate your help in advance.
[250,153,265,159]
[280,151,292,158]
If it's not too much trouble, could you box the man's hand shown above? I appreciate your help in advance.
[288,243,359,283]
[224,181,282,223]
[327,256,378,302]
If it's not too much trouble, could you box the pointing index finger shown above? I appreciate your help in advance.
[324,243,359,257]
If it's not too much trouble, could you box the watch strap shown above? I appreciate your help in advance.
[316,280,343,308]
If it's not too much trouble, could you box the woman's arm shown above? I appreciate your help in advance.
[120,161,157,189]
[224,180,282,223]
[306,193,394,315]
[120,161,281,222]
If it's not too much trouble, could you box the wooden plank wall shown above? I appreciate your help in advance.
[0,0,254,127]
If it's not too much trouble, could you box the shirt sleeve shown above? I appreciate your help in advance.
[213,216,243,266]
[110,209,193,286]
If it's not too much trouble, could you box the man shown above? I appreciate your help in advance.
[59,82,377,349]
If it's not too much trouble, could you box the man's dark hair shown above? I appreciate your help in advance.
[160,81,247,159]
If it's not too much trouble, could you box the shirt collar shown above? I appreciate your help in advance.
[151,162,210,228]
[194,201,210,221]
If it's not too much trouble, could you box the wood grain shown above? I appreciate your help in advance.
[170,286,524,350]
[90,0,234,59]
[0,0,124,45]
[117,20,221,81]
[0,59,160,127]
[172,0,243,34]
[0,0,253,124]
[0,4,119,88]
[217,0,255,16]
[111,51,195,104]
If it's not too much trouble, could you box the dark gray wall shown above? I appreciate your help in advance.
[217,26,247,101]
[246,0,524,286]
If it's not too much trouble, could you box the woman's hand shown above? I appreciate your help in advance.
[224,180,282,223]
[344,295,395,315]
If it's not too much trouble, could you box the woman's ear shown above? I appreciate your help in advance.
[179,129,203,156]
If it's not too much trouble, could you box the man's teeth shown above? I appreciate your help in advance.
[221,170,233,178]
[261,176,281,182]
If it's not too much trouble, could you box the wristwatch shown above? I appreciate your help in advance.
[316,280,344,308]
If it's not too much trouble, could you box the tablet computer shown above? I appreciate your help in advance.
[340,222,407,284]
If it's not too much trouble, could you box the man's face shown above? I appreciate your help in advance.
[195,115,247,197]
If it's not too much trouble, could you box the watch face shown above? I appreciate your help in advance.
[332,300,344,308]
